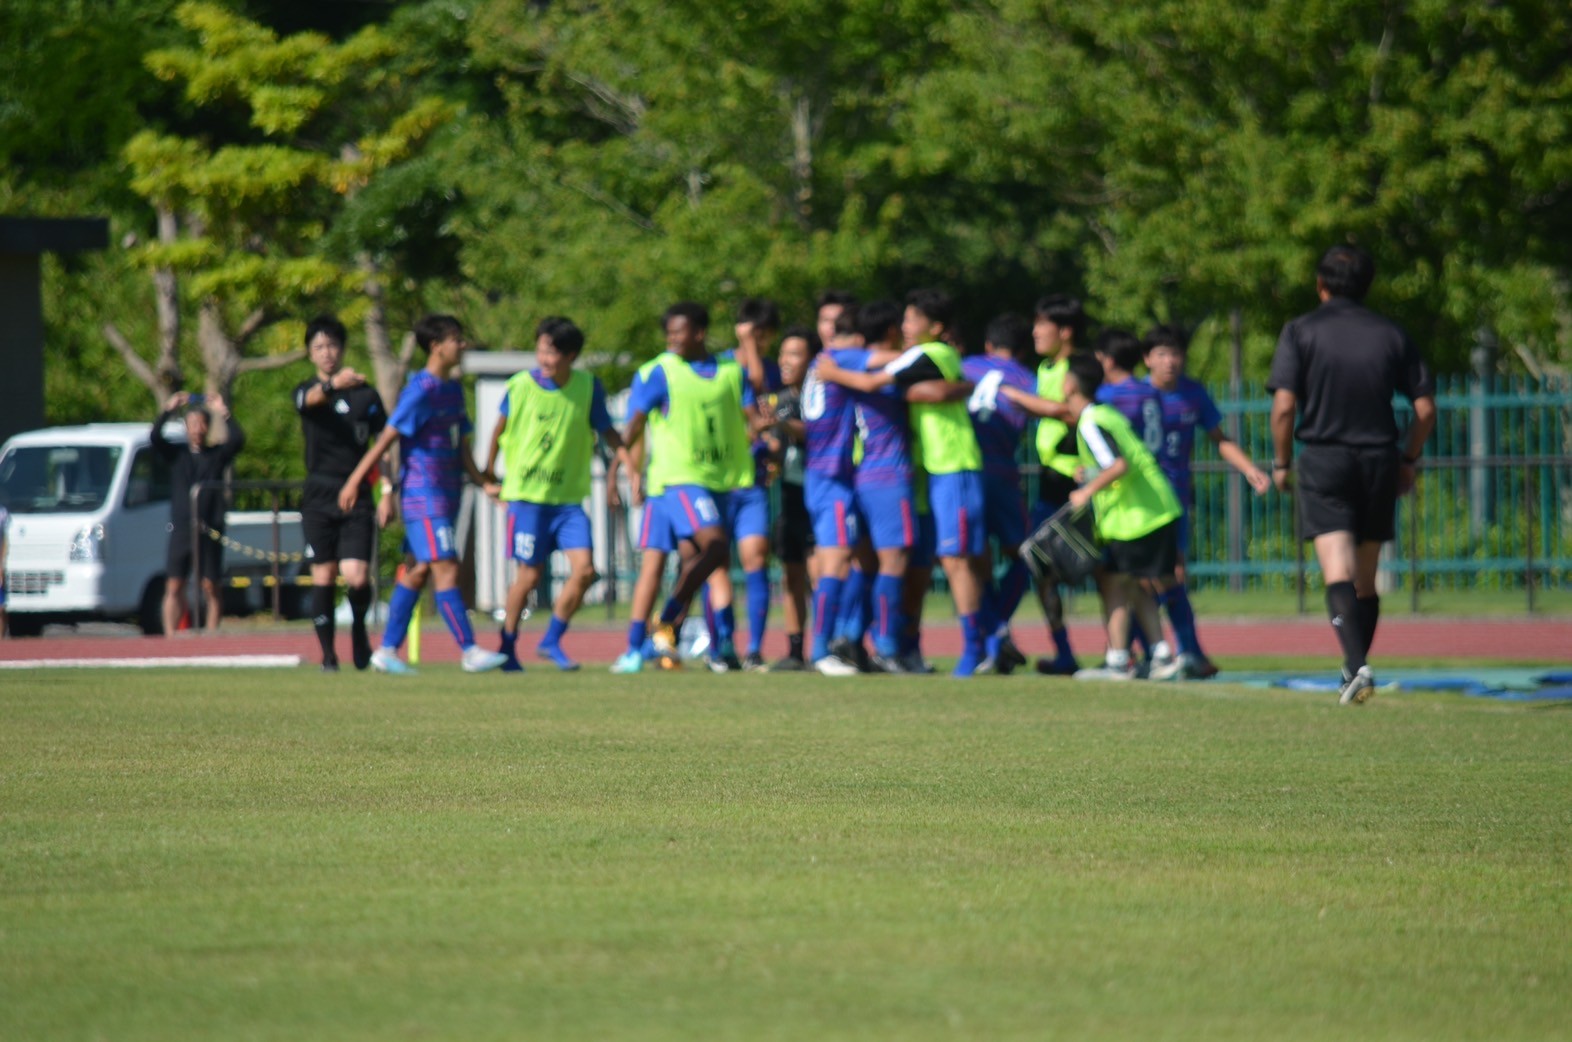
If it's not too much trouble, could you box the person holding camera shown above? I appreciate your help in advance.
[151,390,246,633]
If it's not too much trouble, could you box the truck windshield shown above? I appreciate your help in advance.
[0,444,123,514]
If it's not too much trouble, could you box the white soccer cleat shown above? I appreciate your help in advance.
[1148,654,1186,682]
[814,654,860,677]
[1339,665,1376,705]
[370,647,416,676]
[461,645,510,674]
[1074,663,1138,682]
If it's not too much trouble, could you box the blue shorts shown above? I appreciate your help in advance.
[719,485,770,542]
[663,485,724,541]
[805,474,861,549]
[506,501,591,565]
[929,470,986,558]
[638,495,674,553]
[982,476,1029,555]
[856,482,917,551]
[403,512,458,562]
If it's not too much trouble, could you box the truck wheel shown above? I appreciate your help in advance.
[7,614,45,638]
[138,580,166,636]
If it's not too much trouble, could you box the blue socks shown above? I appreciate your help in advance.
[434,588,475,649]
[997,560,1030,624]
[872,573,903,657]
[812,576,844,662]
[1159,587,1202,658]
[382,582,420,650]
[745,569,769,656]
[537,614,577,670]
[627,619,648,656]
[837,568,868,643]
[954,612,984,676]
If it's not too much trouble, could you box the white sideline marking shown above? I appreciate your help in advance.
[0,655,302,670]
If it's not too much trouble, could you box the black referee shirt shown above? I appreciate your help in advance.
[1267,297,1434,447]
[293,380,387,486]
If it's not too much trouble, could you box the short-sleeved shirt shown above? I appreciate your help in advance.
[803,347,869,482]
[961,354,1035,480]
[293,379,387,487]
[390,369,472,519]
[1095,376,1165,458]
[1149,375,1223,505]
[718,349,782,485]
[628,354,758,418]
[852,381,914,491]
[1267,297,1434,447]
[497,369,613,432]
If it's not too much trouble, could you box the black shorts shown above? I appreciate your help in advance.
[772,481,813,565]
[1104,520,1180,580]
[302,481,378,564]
[167,522,224,582]
[1296,444,1399,543]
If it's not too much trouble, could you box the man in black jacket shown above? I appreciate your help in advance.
[1269,245,1436,705]
[152,392,246,633]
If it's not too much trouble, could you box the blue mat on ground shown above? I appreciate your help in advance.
[1242,667,1571,701]
[1536,671,1572,685]
[1470,684,1572,703]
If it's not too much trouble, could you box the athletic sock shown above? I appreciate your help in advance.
[311,584,336,663]
[811,576,844,662]
[837,568,868,642]
[434,588,476,650]
[954,612,984,676]
[1159,587,1202,658]
[1357,595,1380,659]
[872,573,904,657]
[787,632,805,661]
[997,560,1030,623]
[381,582,420,650]
[627,620,649,656]
[499,628,518,653]
[658,597,684,627]
[1325,581,1367,674]
[346,583,372,625]
[1129,616,1150,659]
[718,604,736,649]
[537,614,575,669]
[541,614,569,648]
[745,569,769,656]
[1051,625,1075,666]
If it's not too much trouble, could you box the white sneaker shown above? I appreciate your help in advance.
[1074,663,1137,682]
[814,654,860,677]
[370,647,416,676]
[461,645,510,674]
[1148,654,1186,682]
[1339,665,1376,705]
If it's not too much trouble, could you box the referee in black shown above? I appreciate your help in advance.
[1268,245,1437,705]
[294,315,388,671]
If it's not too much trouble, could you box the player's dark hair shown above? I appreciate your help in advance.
[832,304,860,337]
[736,297,782,330]
[536,316,585,357]
[413,314,463,354]
[855,299,902,346]
[905,287,955,330]
[1143,324,1189,355]
[304,314,347,350]
[1094,329,1145,373]
[985,313,1033,365]
[815,288,858,311]
[1034,294,1088,344]
[1066,351,1104,400]
[780,324,822,357]
[663,301,709,333]
[1317,244,1375,301]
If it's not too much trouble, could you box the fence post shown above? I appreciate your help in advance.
[270,489,281,621]
[1469,331,1496,538]
[1525,468,1536,614]
[1227,309,1244,594]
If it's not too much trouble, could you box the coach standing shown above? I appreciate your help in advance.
[1268,245,1437,705]
[295,315,388,671]
[153,391,246,634]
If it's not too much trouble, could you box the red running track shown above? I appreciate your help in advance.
[1,616,1567,667]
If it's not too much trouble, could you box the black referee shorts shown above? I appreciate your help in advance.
[302,481,378,564]
[772,481,813,565]
[1296,443,1400,543]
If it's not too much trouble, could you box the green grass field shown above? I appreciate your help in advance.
[4,668,1570,1040]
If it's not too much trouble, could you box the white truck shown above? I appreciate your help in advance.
[0,423,306,636]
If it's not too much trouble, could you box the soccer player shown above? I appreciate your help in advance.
[339,314,509,675]
[815,289,858,347]
[1268,245,1436,704]
[961,313,1037,673]
[151,390,246,634]
[998,295,1085,674]
[484,316,630,673]
[617,302,753,669]
[294,314,387,671]
[760,325,818,671]
[705,297,781,672]
[1062,352,1185,681]
[820,289,990,676]
[1143,325,1271,677]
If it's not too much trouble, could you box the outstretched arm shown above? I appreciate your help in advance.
[1208,429,1270,495]
[342,425,400,512]
[999,384,1071,420]
[816,351,894,393]
[905,379,973,404]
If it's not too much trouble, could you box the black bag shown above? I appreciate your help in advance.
[1019,503,1100,584]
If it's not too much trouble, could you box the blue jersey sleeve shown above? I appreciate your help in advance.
[390,376,433,438]
[628,365,669,418]
[590,378,613,432]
